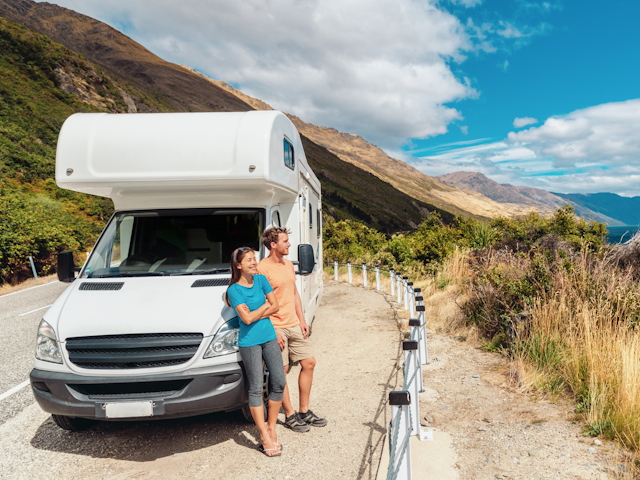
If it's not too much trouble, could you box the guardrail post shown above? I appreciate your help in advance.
[28,256,38,279]
[334,260,339,281]
[362,263,368,288]
[390,269,395,296]
[396,275,403,304]
[403,340,421,435]
[403,277,409,311]
[388,391,412,480]
[408,282,415,317]
[347,262,352,284]
[408,319,425,393]
[375,265,381,291]
[414,288,422,306]
[416,305,429,365]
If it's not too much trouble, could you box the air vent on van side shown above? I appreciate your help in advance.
[191,278,228,288]
[79,282,124,291]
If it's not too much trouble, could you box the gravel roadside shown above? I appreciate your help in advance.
[420,333,622,479]
[0,281,402,480]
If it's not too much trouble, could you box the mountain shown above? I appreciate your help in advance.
[438,171,626,225]
[0,0,252,114]
[552,192,640,226]
[0,0,456,233]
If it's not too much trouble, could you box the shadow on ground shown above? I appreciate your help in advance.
[30,410,258,461]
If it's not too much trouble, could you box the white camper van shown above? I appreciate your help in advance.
[30,111,323,431]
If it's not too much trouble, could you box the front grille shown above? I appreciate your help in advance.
[66,333,203,369]
[68,379,191,399]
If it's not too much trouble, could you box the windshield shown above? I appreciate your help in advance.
[82,209,264,278]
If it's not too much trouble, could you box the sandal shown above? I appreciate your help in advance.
[259,444,281,457]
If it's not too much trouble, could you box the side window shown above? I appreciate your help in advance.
[317,210,321,238]
[284,138,295,170]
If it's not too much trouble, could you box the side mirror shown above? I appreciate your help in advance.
[297,244,316,276]
[57,251,76,283]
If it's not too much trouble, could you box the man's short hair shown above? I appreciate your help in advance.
[262,226,291,250]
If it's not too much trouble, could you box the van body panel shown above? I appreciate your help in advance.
[56,111,320,211]
[54,277,232,341]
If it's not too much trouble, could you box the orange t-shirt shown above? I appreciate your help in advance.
[257,257,299,329]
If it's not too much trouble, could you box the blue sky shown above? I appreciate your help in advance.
[38,0,640,196]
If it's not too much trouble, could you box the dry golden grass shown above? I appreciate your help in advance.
[0,274,57,297]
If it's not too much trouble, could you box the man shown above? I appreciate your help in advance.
[257,227,327,432]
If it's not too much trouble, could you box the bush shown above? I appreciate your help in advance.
[0,183,105,284]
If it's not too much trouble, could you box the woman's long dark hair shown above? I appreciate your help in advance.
[225,247,253,306]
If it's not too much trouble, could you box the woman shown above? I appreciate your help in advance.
[226,247,286,457]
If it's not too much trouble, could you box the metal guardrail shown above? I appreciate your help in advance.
[326,261,431,480]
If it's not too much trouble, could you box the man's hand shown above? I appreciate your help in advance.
[276,332,286,351]
[300,320,310,339]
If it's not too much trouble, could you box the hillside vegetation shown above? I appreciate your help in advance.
[325,206,640,474]
[0,16,118,283]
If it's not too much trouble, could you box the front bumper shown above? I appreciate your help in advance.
[30,362,247,420]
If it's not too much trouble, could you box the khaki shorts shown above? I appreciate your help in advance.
[276,325,313,366]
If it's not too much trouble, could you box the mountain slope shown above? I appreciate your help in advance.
[0,0,252,114]
[552,192,640,226]
[438,171,624,225]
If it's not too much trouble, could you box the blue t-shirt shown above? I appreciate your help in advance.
[226,274,276,347]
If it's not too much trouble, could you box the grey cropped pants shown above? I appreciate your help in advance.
[239,338,286,407]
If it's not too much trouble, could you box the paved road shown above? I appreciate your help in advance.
[0,282,401,480]
[0,281,69,426]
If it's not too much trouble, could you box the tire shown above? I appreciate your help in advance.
[240,362,270,423]
[51,414,94,432]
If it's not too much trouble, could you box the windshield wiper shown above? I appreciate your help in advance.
[169,268,231,276]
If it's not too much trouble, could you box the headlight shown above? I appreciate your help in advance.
[35,319,62,364]
[204,317,239,358]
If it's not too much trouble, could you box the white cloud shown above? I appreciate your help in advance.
[449,0,483,7]
[414,100,640,196]
[513,117,538,128]
[508,100,640,167]
[40,0,485,148]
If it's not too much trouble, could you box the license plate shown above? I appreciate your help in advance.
[104,401,154,418]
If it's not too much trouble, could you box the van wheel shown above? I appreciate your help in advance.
[51,414,94,431]
[240,363,270,423]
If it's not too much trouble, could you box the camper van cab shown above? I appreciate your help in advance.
[30,111,323,431]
